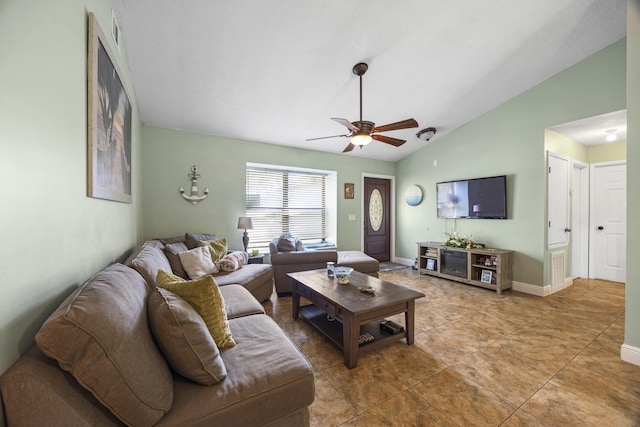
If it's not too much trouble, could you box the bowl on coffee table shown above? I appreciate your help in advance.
[334,267,354,284]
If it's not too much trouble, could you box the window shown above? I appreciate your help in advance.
[246,164,333,250]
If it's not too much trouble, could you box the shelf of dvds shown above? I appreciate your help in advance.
[417,242,513,294]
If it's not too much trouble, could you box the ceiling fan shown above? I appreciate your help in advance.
[307,62,419,153]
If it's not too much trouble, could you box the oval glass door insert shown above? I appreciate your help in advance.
[369,189,383,231]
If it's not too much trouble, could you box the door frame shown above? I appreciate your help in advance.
[361,173,396,261]
[571,160,589,279]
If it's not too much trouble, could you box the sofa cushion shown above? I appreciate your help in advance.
[159,235,187,244]
[148,287,227,385]
[185,232,218,249]
[198,237,228,263]
[178,245,219,279]
[213,264,271,288]
[156,270,236,348]
[35,263,173,427]
[219,284,266,319]
[129,244,173,288]
[164,241,189,279]
[155,314,315,427]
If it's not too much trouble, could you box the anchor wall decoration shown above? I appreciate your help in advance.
[179,165,209,205]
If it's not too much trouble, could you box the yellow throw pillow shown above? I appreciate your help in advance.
[156,270,235,348]
[198,238,228,263]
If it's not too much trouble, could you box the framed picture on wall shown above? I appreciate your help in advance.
[344,183,354,199]
[87,13,132,203]
[481,270,493,283]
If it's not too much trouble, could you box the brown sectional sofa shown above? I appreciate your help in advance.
[269,239,380,295]
[0,234,314,426]
[130,235,275,302]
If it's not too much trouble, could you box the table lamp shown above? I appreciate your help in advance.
[237,217,253,252]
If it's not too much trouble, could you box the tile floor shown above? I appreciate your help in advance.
[263,268,640,426]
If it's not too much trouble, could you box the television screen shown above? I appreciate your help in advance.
[436,175,507,219]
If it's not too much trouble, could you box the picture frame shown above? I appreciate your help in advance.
[87,13,132,203]
[344,183,354,199]
[481,270,493,283]
[426,258,436,271]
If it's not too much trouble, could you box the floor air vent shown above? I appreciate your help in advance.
[551,251,565,290]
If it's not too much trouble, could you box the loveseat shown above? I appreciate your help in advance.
[269,237,380,295]
[0,234,314,426]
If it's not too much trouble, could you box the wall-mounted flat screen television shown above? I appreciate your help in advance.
[436,175,507,219]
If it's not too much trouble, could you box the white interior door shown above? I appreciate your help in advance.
[548,151,570,249]
[590,161,626,282]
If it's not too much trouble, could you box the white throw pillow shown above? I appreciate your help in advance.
[178,246,219,279]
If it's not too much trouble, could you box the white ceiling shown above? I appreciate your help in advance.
[549,110,627,145]
[110,0,627,161]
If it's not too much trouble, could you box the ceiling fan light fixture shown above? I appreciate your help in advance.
[416,127,437,141]
[351,133,372,146]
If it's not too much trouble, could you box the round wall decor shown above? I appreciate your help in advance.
[404,185,423,206]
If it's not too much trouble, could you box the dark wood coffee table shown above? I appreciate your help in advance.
[288,269,425,369]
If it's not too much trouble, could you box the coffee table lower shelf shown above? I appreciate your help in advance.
[299,304,406,355]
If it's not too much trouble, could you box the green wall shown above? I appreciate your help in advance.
[626,0,640,355]
[141,126,395,251]
[0,0,143,374]
[395,39,626,288]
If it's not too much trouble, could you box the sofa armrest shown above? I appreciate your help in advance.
[270,250,338,295]
[0,346,121,426]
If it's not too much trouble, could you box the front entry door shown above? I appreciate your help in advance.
[364,177,391,262]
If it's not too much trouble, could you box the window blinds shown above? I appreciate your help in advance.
[245,166,327,248]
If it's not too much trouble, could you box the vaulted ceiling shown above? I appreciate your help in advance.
[111,0,627,161]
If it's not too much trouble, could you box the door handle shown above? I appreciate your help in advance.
[564,228,571,232]
[597,226,604,231]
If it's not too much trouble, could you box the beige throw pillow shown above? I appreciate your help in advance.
[148,287,227,385]
[156,270,235,348]
[178,246,219,279]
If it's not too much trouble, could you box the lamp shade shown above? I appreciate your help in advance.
[237,217,253,230]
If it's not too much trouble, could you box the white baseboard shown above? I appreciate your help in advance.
[621,344,640,367]
[512,280,550,296]
[393,256,415,267]
[403,265,552,297]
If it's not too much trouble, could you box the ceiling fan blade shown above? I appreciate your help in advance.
[372,134,406,147]
[372,118,419,133]
[342,142,356,153]
[331,118,359,132]
[306,134,350,141]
